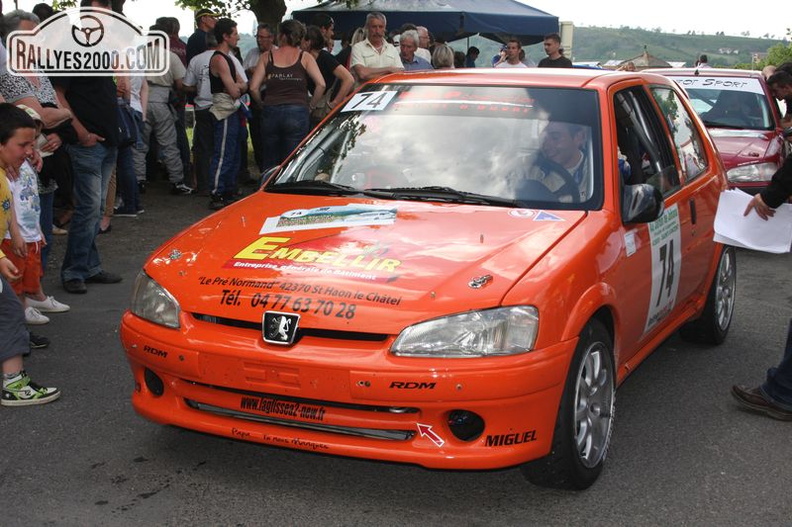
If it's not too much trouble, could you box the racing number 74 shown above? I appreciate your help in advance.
[656,240,675,307]
[343,91,397,112]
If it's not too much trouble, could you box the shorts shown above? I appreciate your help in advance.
[0,240,43,296]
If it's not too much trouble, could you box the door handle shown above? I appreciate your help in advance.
[689,198,697,225]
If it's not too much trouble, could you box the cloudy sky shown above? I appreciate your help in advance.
[522,0,788,39]
[13,0,789,41]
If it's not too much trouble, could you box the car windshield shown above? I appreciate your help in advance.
[668,75,775,130]
[269,84,604,211]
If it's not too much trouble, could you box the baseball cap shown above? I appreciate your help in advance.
[195,8,219,19]
[16,104,50,156]
[15,104,42,126]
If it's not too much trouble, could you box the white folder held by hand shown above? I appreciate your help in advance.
[713,189,792,254]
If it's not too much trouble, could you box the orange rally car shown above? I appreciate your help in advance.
[120,69,736,489]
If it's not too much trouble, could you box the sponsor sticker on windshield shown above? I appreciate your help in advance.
[259,204,397,234]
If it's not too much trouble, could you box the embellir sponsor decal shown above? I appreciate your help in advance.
[226,236,402,278]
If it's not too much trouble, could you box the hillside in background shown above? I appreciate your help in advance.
[235,25,788,70]
[557,26,787,66]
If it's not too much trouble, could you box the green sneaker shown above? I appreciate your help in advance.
[1,372,60,407]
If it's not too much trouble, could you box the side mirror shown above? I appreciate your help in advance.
[622,183,664,223]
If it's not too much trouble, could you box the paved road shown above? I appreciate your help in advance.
[3,180,791,526]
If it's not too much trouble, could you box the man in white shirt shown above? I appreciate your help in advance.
[495,39,528,69]
[242,23,276,78]
[350,12,403,84]
[241,23,276,174]
[415,26,432,63]
[133,29,193,195]
[696,54,712,68]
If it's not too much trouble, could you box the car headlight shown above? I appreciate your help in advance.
[391,306,539,358]
[727,162,777,183]
[130,271,181,329]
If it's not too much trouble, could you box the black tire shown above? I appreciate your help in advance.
[521,319,615,490]
[679,246,736,344]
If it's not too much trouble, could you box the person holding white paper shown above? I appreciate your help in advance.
[733,155,792,420]
[743,156,792,220]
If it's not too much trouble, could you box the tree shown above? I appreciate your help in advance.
[175,0,286,28]
[54,0,127,10]
[174,0,358,30]
[761,42,792,68]
[55,0,356,30]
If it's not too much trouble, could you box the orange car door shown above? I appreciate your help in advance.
[610,86,694,362]
[648,85,722,303]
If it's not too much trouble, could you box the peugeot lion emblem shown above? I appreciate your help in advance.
[263,311,300,345]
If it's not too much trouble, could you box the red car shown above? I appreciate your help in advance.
[654,68,790,194]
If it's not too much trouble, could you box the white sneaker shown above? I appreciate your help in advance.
[25,306,50,325]
[26,295,71,313]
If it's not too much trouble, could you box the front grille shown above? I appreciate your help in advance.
[191,313,389,342]
[185,400,416,441]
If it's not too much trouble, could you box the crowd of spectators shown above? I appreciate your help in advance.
[0,1,576,406]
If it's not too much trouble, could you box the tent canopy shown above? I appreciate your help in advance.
[292,0,559,45]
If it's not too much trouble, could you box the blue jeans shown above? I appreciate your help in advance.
[117,110,143,213]
[261,104,309,170]
[761,318,792,410]
[193,108,214,193]
[61,143,118,283]
[39,190,54,270]
[116,143,139,213]
[249,104,265,172]
[208,110,242,197]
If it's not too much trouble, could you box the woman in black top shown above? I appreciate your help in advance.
[302,25,355,127]
[249,20,326,168]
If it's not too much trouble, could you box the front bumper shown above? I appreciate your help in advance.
[120,311,574,470]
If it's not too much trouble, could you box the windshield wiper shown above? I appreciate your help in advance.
[267,180,361,196]
[363,186,522,207]
[702,120,742,129]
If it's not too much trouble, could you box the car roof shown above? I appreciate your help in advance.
[369,68,678,90]
[645,67,766,79]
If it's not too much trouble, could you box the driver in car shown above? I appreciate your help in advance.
[701,90,757,128]
[521,121,590,203]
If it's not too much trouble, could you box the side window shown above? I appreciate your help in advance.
[613,87,681,196]
[649,87,709,182]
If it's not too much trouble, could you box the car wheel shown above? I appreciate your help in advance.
[521,319,615,490]
[679,245,736,344]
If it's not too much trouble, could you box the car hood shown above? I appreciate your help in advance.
[709,129,778,169]
[145,193,586,334]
